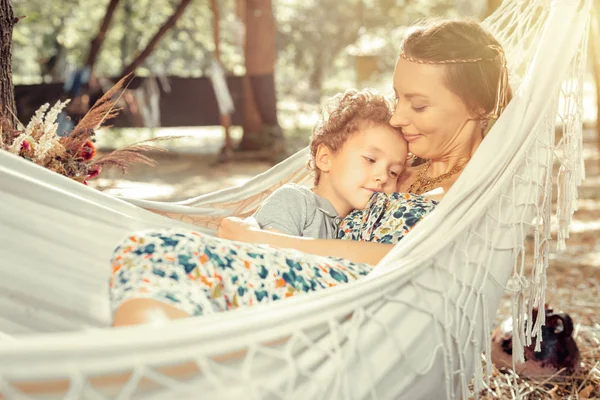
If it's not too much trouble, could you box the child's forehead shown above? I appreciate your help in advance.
[349,136,407,165]
[365,144,406,159]
[359,126,407,147]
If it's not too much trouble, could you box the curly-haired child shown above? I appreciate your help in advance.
[252,88,408,239]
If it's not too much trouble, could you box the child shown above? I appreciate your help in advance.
[252,88,408,239]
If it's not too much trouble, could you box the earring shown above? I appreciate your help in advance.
[481,119,489,131]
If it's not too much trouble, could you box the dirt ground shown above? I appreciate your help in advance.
[90,127,600,398]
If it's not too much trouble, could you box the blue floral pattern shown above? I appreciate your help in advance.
[338,192,438,244]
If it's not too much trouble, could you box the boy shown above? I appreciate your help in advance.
[252,88,408,238]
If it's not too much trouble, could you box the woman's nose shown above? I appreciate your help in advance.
[390,105,410,128]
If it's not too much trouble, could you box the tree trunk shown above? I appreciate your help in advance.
[0,0,17,127]
[238,0,282,152]
[590,3,600,153]
[119,0,193,80]
[484,0,502,18]
[237,0,262,149]
[86,0,121,72]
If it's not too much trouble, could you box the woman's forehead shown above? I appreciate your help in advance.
[393,58,447,97]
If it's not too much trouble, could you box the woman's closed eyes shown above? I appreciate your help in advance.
[411,105,428,113]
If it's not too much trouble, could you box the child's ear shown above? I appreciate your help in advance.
[315,144,333,172]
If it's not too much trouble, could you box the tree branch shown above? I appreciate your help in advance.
[86,0,121,72]
[118,0,193,80]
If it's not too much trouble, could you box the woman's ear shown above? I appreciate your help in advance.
[471,108,489,136]
[315,144,333,173]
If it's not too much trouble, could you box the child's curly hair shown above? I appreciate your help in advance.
[308,88,400,185]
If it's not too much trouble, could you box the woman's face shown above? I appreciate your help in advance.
[390,57,482,161]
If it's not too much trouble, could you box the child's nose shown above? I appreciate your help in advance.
[374,170,389,185]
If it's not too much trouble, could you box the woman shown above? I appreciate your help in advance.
[110,17,512,326]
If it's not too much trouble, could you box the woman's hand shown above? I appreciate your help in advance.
[217,217,262,243]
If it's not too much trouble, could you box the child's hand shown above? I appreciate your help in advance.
[217,216,261,243]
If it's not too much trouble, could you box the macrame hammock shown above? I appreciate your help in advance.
[0,0,591,398]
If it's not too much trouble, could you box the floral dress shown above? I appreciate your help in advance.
[109,193,438,317]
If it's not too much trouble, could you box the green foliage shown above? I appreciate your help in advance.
[12,0,243,83]
[275,0,460,99]
[12,0,461,94]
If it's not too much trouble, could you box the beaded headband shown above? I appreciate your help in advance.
[399,44,509,120]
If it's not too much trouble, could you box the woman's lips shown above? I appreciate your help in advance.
[403,134,422,143]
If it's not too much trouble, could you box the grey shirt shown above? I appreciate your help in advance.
[252,183,341,239]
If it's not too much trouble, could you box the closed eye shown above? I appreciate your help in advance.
[389,170,399,178]
[363,156,375,163]
[411,105,427,113]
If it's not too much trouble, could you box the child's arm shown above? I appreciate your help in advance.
[218,217,392,265]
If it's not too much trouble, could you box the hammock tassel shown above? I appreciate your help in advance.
[508,274,527,364]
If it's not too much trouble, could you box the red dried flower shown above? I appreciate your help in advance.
[87,165,102,180]
[78,140,96,161]
[21,140,31,152]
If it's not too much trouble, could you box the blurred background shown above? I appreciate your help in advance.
[9,0,597,198]
[9,0,514,201]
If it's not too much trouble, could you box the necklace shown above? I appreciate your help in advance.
[407,160,465,195]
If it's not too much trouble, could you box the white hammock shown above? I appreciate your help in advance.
[0,0,591,398]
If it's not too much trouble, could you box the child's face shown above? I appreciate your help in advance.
[325,125,408,212]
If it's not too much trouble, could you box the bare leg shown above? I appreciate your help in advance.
[112,298,190,327]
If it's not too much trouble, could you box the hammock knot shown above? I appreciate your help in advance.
[506,274,529,293]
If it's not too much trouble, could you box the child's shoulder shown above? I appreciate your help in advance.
[268,183,315,204]
[275,182,313,196]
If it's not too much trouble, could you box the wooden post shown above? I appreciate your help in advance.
[0,0,17,127]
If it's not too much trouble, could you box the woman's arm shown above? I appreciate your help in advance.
[218,217,393,265]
